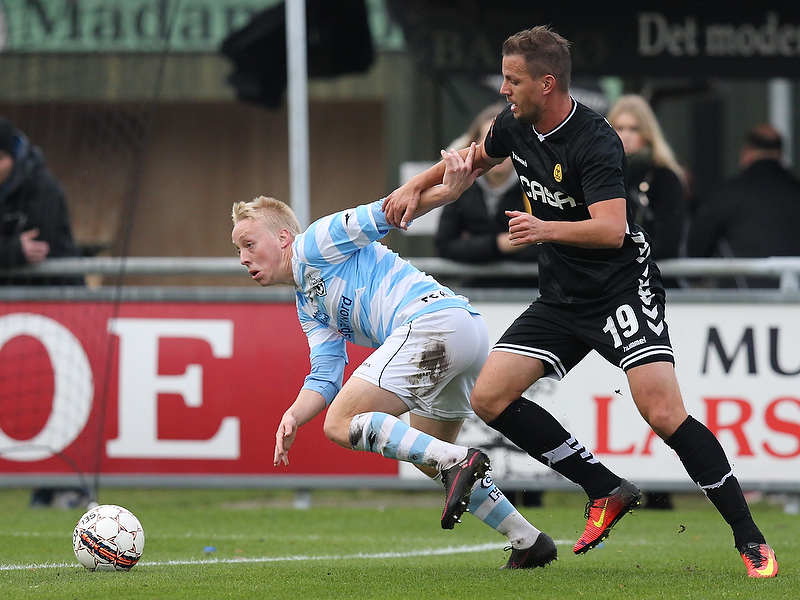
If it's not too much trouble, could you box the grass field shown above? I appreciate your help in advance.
[0,487,795,599]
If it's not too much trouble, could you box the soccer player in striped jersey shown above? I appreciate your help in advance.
[231,146,557,569]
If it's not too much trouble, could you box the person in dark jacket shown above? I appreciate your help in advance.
[435,103,538,288]
[607,95,687,262]
[0,117,87,508]
[0,117,83,286]
[687,124,800,288]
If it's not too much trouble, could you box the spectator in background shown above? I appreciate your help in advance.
[0,117,86,508]
[687,124,800,288]
[0,117,83,286]
[435,103,538,288]
[607,95,687,261]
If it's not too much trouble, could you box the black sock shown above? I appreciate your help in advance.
[666,415,765,548]
[487,397,621,499]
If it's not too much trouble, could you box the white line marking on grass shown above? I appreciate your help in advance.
[0,542,506,571]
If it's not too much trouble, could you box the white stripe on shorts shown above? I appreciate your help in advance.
[491,343,567,380]
[619,344,674,370]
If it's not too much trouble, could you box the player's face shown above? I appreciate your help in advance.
[232,218,289,287]
[499,54,545,126]
[611,111,646,155]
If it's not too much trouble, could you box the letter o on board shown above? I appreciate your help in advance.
[0,314,93,462]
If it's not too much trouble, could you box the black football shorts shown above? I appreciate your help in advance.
[493,280,675,379]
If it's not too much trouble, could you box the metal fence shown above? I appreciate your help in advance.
[3,256,800,290]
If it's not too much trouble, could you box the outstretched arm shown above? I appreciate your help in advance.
[411,144,483,220]
[273,389,327,467]
[384,142,501,229]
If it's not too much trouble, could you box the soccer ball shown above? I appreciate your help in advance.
[73,504,145,571]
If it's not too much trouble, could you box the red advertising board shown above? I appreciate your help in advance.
[0,301,392,479]
[4,298,799,490]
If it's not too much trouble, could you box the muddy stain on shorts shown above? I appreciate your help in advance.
[407,337,450,397]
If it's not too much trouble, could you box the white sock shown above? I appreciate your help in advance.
[349,412,467,469]
[432,472,540,549]
[468,475,541,549]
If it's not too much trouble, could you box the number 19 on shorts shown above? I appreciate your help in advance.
[602,304,640,348]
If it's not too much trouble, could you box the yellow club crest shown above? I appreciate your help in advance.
[554,163,563,182]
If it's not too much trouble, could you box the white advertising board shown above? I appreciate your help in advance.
[404,301,800,490]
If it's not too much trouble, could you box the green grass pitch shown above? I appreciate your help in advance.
[0,487,795,599]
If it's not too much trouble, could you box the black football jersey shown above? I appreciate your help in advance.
[484,100,656,304]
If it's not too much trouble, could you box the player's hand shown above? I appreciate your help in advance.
[440,143,482,202]
[273,413,299,467]
[506,210,549,246]
[383,184,421,230]
[20,229,50,264]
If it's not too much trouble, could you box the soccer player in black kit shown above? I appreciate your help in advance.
[385,25,777,578]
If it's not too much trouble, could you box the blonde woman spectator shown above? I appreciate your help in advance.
[607,95,687,260]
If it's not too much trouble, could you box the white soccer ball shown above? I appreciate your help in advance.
[73,504,145,571]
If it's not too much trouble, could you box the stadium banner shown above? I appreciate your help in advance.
[0,301,393,481]
[0,0,401,53]
[0,0,273,52]
[387,1,800,78]
[1,299,798,490]
[1,0,798,80]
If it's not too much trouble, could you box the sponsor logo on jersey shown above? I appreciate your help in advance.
[420,290,449,303]
[519,176,578,210]
[553,163,563,182]
[623,336,647,352]
[337,295,354,340]
[511,151,528,167]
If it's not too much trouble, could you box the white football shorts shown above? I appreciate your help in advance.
[351,307,488,421]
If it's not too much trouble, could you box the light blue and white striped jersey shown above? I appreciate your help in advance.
[293,200,477,404]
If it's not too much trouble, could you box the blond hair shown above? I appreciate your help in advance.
[607,94,684,180]
[231,196,301,235]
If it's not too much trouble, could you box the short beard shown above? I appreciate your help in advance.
[515,103,544,126]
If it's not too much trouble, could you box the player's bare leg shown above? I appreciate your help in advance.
[324,377,488,529]
[470,351,543,423]
[324,378,468,469]
[472,351,638,554]
[625,361,687,439]
[627,361,777,577]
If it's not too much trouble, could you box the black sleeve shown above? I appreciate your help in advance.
[578,129,627,205]
[483,106,513,160]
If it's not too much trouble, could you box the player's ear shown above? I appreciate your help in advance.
[542,74,556,94]
[278,228,293,248]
